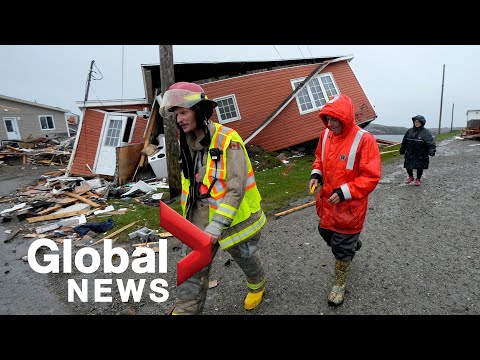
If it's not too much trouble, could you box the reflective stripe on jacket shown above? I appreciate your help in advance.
[181,122,265,249]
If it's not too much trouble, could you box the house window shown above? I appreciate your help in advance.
[213,94,241,124]
[39,115,55,130]
[291,73,339,114]
[104,119,123,147]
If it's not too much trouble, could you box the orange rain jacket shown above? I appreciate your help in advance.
[311,94,381,234]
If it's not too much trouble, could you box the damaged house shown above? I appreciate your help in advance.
[67,54,376,183]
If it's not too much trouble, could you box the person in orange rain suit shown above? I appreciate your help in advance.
[308,94,381,306]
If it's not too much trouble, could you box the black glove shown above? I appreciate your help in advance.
[399,148,405,155]
[310,173,323,186]
[428,150,435,156]
[330,188,345,202]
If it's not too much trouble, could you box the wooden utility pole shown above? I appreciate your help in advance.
[84,60,95,102]
[438,64,445,135]
[450,103,455,132]
[159,45,181,198]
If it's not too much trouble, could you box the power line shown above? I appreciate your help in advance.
[297,45,306,60]
[306,45,315,62]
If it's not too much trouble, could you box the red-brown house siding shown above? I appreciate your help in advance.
[201,61,375,152]
[131,116,147,144]
[71,109,105,176]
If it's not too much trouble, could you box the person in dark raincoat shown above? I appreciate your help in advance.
[399,115,436,186]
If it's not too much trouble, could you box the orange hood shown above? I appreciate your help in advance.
[318,94,355,134]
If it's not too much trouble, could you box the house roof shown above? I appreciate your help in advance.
[0,94,70,113]
[76,98,149,110]
[141,55,353,103]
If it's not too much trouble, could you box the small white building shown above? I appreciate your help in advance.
[466,110,480,129]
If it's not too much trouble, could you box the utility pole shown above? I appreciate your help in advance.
[450,103,454,132]
[438,64,445,135]
[159,45,181,198]
[84,60,95,102]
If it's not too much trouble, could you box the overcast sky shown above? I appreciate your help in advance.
[1,45,479,129]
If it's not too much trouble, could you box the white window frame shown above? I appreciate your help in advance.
[213,94,241,124]
[38,115,56,130]
[290,72,340,115]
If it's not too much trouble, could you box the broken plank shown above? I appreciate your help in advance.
[26,209,91,223]
[6,145,22,152]
[63,192,100,208]
[36,204,63,215]
[274,201,316,217]
[132,241,160,247]
[4,228,21,243]
[91,220,142,246]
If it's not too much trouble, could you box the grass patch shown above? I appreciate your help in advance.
[434,130,462,142]
[254,154,315,213]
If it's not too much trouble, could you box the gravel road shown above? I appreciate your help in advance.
[1,137,479,315]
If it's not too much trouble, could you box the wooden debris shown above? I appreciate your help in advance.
[4,228,21,243]
[63,191,100,208]
[6,145,22,152]
[91,220,142,246]
[26,209,91,223]
[73,184,92,195]
[36,204,63,215]
[379,149,400,155]
[274,201,316,217]
[23,234,39,238]
[55,197,78,205]
[132,241,160,247]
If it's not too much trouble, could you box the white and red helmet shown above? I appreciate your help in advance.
[158,81,217,117]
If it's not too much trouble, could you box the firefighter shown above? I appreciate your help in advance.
[159,82,267,314]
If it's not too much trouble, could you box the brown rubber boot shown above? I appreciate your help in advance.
[327,259,351,306]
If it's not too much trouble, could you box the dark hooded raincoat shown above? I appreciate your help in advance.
[399,115,436,169]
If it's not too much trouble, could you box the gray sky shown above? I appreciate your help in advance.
[1,45,479,129]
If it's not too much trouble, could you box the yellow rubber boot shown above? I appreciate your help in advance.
[244,287,265,310]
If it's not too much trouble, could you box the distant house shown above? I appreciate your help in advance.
[67,55,377,181]
[0,94,72,142]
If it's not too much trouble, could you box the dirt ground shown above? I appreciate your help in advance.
[1,137,479,315]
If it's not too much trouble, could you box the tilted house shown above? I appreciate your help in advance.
[142,54,377,152]
[67,54,377,182]
[0,94,72,142]
[67,99,150,179]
